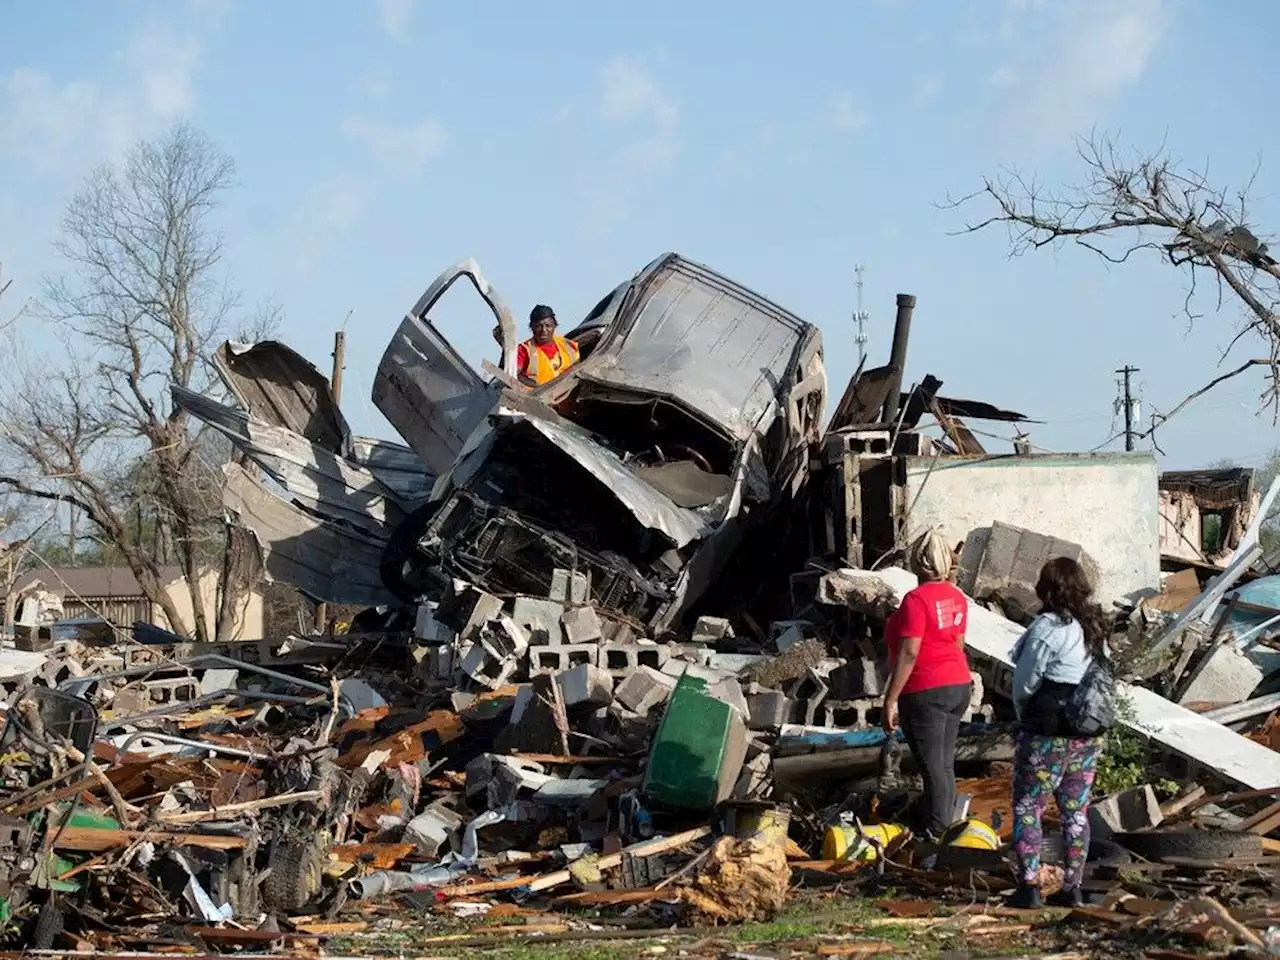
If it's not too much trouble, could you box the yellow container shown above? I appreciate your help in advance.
[822,822,906,862]
[942,817,1000,851]
[728,803,791,849]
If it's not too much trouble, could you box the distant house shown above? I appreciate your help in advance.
[2,565,266,639]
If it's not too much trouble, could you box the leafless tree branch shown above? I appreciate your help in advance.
[0,123,276,641]
[941,131,1280,439]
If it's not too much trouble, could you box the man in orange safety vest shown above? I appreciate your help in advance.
[515,304,579,387]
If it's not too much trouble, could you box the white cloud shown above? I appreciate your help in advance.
[341,115,448,177]
[913,73,944,108]
[290,176,373,271]
[992,0,1168,149]
[0,8,209,172]
[989,66,1018,88]
[597,55,680,174]
[375,0,414,42]
[827,90,869,132]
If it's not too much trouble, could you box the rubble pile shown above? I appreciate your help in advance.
[9,252,1280,956]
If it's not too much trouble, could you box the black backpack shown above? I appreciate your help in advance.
[1064,654,1117,737]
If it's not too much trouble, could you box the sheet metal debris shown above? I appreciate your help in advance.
[7,252,1280,957]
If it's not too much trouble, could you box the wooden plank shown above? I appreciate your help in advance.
[329,842,415,869]
[1240,800,1280,835]
[55,827,247,852]
[525,826,711,893]
[1160,785,1208,820]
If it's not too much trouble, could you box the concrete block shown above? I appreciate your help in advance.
[732,752,771,800]
[692,616,734,644]
[561,605,603,645]
[144,677,199,705]
[529,644,598,676]
[404,801,464,858]
[485,616,530,659]
[1179,643,1264,707]
[511,597,565,646]
[701,652,766,674]
[557,664,614,709]
[550,568,590,605]
[1089,784,1164,839]
[613,666,677,715]
[787,669,830,727]
[745,689,792,731]
[440,584,504,642]
[606,703,655,751]
[660,660,729,683]
[705,676,750,722]
[460,626,523,689]
[198,668,239,696]
[822,699,873,729]
[414,602,456,644]
[772,621,810,652]
[598,643,668,676]
[845,658,884,698]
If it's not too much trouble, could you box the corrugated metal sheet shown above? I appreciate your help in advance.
[215,341,352,455]
[222,462,396,607]
[173,386,415,533]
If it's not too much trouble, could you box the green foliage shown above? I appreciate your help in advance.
[1095,694,1178,798]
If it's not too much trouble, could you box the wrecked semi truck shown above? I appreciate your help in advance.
[373,253,827,633]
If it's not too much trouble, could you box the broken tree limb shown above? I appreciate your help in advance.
[155,790,321,824]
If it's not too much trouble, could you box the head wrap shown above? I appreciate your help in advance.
[908,528,953,582]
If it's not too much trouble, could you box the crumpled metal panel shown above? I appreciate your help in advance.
[215,341,352,456]
[450,404,714,549]
[222,462,396,607]
[372,259,518,475]
[349,436,434,506]
[582,256,818,444]
[173,386,413,534]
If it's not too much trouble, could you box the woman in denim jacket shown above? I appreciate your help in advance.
[1007,556,1109,909]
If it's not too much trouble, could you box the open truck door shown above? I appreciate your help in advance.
[372,259,518,476]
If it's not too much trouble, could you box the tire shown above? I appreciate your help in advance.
[1113,829,1263,862]
[379,501,442,603]
[31,901,64,950]
[1040,834,1133,866]
[261,839,327,914]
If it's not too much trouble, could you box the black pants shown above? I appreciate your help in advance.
[899,682,971,839]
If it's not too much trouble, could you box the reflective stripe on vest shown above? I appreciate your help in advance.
[522,336,579,385]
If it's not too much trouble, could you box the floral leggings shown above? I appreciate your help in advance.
[1012,732,1102,887]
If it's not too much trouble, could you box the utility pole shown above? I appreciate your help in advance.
[313,330,347,635]
[1115,365,1140,451]
[853,264,869,367]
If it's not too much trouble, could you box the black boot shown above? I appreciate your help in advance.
[1007,883,1043,909]
[1046,885,1084,908]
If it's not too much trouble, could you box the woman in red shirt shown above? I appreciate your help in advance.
[882,529,972,840]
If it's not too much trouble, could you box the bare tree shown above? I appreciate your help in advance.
[0,123,275,642]
[0,263,31,332]
[945,132,1280,443]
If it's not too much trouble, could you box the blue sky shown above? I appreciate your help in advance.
[1,0,1277,470]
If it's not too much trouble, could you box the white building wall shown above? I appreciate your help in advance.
[902,453,1161,606]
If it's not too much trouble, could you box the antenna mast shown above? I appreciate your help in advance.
[853,264,869,366]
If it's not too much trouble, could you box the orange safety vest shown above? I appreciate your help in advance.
[521,335,579,385]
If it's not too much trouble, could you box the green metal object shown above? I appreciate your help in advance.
[643,672,747,811]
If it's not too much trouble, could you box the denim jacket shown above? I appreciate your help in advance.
[1010,612,1094,721]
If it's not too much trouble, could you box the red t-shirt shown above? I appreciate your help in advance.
[884,581,971,695]
[516,341,563,378]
